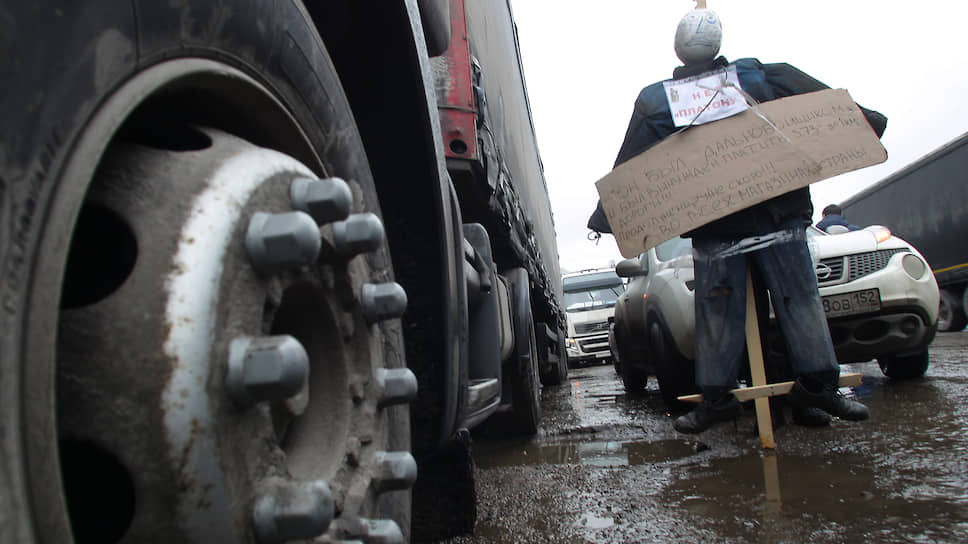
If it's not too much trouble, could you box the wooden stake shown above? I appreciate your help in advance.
[677,373,863,403]
[744,269,775,449]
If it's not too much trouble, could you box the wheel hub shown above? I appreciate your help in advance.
[56,125,414,543]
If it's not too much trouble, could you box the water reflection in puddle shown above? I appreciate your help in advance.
[476,438,697,468]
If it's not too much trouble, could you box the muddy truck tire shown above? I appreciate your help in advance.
[0,2,416,542]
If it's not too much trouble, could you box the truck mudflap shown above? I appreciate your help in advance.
[461,224,504,428]
[537,322,568,385]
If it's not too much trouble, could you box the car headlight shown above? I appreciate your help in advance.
[902,253,927,279]
[865,225,892,243]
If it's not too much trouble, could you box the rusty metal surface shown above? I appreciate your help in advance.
[433,0,478,161]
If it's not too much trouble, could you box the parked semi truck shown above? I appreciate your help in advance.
[562,268,625,367]
[0,1,566,543]
[841,131,968,332]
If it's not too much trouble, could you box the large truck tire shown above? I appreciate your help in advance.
[1,2,415,543]
[539,327,568,386]
[938,288,968,332]
[410,431,476,543]
[486,268,542,436]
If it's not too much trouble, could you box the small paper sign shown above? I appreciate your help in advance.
[595,89,888,258]
[663,65,749,127]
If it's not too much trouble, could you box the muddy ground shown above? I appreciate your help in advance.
[443,331,968,543]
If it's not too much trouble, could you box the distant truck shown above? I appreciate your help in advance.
[841,132,968,332]
[562,269,625,366]
[0,1,565,543]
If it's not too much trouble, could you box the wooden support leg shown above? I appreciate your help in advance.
[745,268,775,449]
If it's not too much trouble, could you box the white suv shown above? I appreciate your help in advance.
[611,226,940,406]
[804,225,939,377]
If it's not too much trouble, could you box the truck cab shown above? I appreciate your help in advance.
[562,269,625,367]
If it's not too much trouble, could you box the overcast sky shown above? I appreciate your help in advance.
[510,1,968,273]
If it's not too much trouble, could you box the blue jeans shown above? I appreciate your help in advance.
[692,219,839,391]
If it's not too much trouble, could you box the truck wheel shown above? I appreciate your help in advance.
[488,268,542,435]
[938,289,968,332]
[539,328,568,386]
[411,431,476,543]
[557,333,570,383]
[651,321,699,409]
[1,3,414,542]
[878,350,930,379]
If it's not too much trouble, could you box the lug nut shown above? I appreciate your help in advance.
[361,282,407,323]
[376,368,418,407]
[246,211,321,273]
[290,177,352,225]
[332,213,384,256]
[226,336,309,407]
[252,478,333,544]
[372,451,417,492]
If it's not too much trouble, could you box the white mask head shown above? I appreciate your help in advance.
[674,8,722,65]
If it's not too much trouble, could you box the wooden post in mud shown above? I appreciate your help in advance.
[744,269,775,449]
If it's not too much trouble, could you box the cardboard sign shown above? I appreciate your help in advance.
[595,89,887,258]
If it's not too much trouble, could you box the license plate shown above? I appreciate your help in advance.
[821,288,881,318]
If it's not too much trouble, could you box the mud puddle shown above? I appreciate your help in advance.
[446,339,968,544]
[475,437,697,468]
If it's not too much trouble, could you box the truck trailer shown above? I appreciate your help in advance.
[841,132,968,332]
[0,1,566,543]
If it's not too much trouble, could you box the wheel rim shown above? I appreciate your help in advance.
[33,60,414,543]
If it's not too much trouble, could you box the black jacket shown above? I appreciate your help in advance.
[587,57,887,240]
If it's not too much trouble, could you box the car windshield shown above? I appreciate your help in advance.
[563,271,624,312]
[655,236,693,262]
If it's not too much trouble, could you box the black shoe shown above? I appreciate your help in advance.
[674,395,742,434]
[792,405,832,427]
[789,380,869,421]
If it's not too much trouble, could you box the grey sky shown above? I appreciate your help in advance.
[511,1,968,272]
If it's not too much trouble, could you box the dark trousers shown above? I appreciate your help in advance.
[692,219,839,391]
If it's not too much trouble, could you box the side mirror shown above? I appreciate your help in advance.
[615,257,646,278]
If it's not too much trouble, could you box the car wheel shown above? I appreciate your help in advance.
[610,324,623,376]
[620,359,650,393]
[651,321,699,409]
[877,350,930,379]
[938,289,968,332]
[1,3,414,542]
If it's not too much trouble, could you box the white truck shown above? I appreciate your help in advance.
[562,268,625,367]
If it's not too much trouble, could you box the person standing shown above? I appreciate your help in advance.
[816,204,861,233]
[591,3,885,433]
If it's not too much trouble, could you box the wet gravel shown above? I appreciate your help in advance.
[443,331,968,543]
